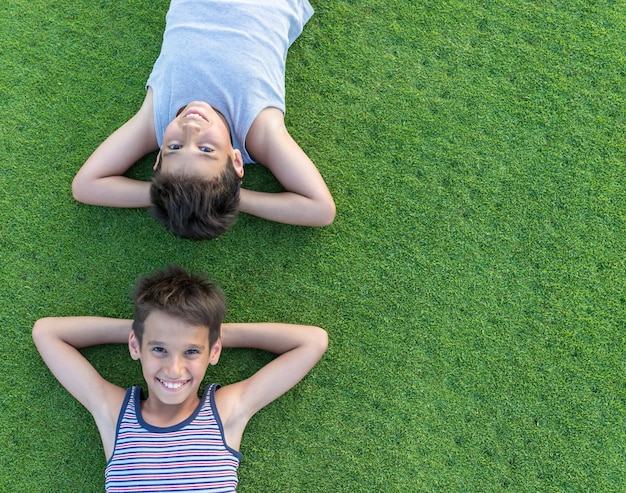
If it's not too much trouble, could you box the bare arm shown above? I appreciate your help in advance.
[32,317,131,455]
[72,89,159,208]
[215,322,328,449]
[241,108,336,226]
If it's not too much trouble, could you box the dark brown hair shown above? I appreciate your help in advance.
[132,265,226,347]
[149,157,242,240]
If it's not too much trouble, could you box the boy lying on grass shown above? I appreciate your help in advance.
[33,265,328,491]
[72,0,335,239]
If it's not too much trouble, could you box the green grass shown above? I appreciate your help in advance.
[1,0,625,491]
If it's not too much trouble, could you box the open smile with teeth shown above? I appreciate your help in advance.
[183,111,208,122]
[158,378,189,390]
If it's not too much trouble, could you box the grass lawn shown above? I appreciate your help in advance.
[1,0,624,491]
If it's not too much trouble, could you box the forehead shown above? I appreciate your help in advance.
[159,153,229,180]
[143,311,210,345]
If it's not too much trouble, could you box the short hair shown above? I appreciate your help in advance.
[149,156,242,240]
[132,265,226,348]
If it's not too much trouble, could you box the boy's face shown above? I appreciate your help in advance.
[158,102,244,180]
[129,310,221,409]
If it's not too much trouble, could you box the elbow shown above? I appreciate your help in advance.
[32,318,51,348]
[313,326,329,356]
[71,175,90,204]
[320,328,329,354]
[315,198,336,227]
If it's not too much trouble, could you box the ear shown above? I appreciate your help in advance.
[208,339,223,365]
[153,149,162,171]
[129,331,141,360]
[232,149,244,178]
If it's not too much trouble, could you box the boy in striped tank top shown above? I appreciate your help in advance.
[33,265,328,492]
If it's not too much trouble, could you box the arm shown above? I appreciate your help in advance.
[71,89,159,208]
[32,317,131,440]
[241,108,336,226]
[215,322,328,449]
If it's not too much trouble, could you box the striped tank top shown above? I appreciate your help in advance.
[105,384,242,492]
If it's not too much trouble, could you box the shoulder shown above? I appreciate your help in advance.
[93,383,129,433]
[99,385,133,459]
[212,382,235,418]
[212,380,250,449]
[246,107,292,166]
[248,107,286,141]
[133,88,156,128]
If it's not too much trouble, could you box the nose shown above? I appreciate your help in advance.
[181,120,204,143]
[165,354,185,377]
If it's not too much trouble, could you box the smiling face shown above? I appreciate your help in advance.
[159,102,243,180]
[129,310,222,416]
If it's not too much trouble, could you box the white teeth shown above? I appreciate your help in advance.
[185,113,205,121]
[159,379,185,389]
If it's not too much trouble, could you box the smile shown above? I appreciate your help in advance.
[182,110,208,122]
[157,378,189,390]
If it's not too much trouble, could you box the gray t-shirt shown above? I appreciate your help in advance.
[146,0,314,163]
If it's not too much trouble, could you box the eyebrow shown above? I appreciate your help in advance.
[162,148,221,161]
[186,344,206,350]
[147,341,206,350]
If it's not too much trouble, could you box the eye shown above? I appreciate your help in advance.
[167,144,182,150]
[185,348,200,356]
[199,146,213,153]
[152,346,166,354]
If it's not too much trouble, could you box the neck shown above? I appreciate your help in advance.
[140,394,201,428]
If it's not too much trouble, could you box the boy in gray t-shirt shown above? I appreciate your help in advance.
[73,0,335,240]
